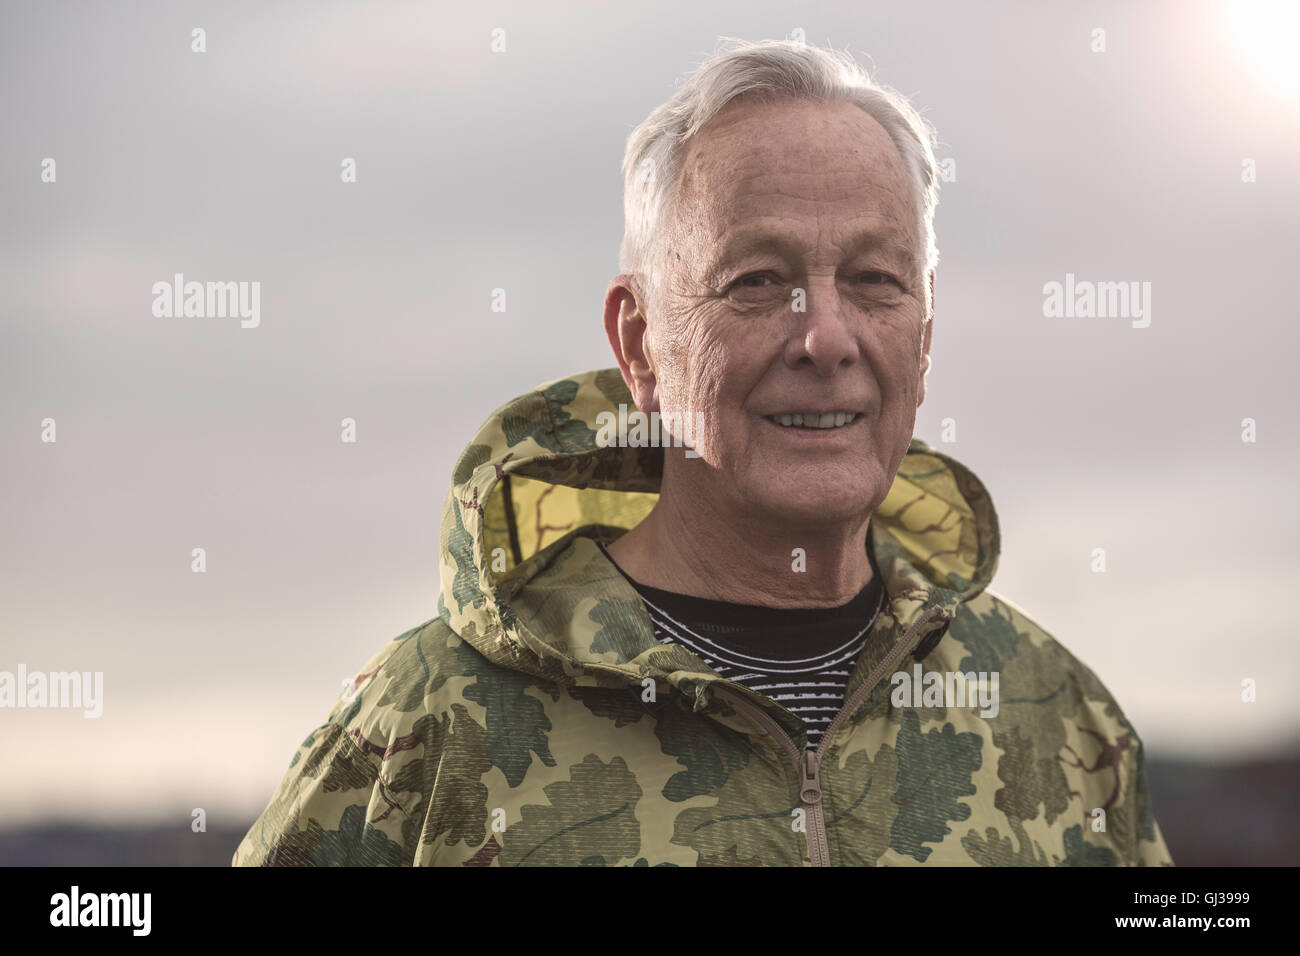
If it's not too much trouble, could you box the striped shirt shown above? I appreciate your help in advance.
[598,542,885,750]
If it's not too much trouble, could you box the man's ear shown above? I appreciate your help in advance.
[916,270,935,408]
[603,274,659,412]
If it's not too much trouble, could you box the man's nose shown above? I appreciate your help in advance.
[783,279,860,376]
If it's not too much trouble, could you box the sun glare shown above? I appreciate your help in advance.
[1222,0,1300,103]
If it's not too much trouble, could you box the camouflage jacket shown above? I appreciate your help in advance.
[233,368,1173,867]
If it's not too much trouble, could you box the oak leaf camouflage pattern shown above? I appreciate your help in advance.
[233,368,1173,867]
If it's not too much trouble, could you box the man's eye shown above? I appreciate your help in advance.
[735,272,776,288]
[859,271,896,285]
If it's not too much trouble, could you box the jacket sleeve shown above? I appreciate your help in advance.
[230,694,409,867]
[233,618,465,866]
[1126,732,1175,866]
[231,628,432,867]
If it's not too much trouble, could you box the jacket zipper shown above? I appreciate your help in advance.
[710,605,948,867]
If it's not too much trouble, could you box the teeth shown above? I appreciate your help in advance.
[767,413,858,429]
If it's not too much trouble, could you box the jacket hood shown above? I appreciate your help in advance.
[437,368,1000,712]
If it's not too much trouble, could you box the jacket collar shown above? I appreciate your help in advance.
[437,369,1000,710]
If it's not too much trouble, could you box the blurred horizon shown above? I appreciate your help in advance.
[4,752,1296,865]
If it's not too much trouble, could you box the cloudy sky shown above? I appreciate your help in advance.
[1,0,1297,825]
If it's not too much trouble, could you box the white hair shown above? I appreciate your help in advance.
[619,37,941,316]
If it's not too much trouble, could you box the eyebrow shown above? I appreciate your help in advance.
[701,226,917,285]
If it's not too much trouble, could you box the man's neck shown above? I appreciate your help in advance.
[604,486,874,609]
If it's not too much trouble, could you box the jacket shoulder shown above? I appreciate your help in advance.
[232,616,471,867]
[953,589,1132,727]
[943,588,1174,866]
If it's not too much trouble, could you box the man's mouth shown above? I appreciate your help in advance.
[763,412,860,429]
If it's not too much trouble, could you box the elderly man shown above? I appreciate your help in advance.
[234,38,1172,867]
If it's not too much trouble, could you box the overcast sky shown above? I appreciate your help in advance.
[1,0,1297,825]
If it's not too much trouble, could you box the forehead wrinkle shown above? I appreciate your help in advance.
[669,102,924,288]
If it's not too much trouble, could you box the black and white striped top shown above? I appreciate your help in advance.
[598,542,885,750]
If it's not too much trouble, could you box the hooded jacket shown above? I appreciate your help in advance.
[233,368,1173,867]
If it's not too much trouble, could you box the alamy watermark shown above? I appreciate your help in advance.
[890,664,999,718]
[152,272,260,328]
[1042,273,1151,328]
[50,886,150,936]
[595,404,706,458]
[0,665,103,718]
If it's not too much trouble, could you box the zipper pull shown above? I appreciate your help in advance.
[800,750,822,805]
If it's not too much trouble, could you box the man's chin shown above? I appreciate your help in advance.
[738,481,879,527]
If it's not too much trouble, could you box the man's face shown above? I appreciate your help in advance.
[636,94,933,527]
